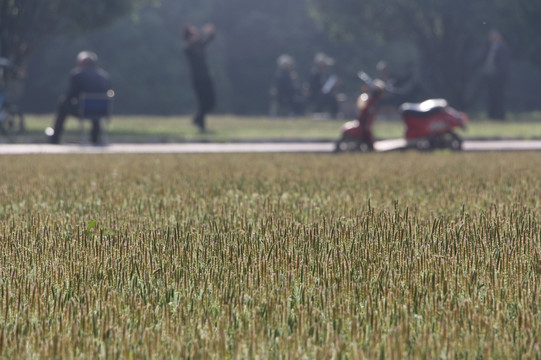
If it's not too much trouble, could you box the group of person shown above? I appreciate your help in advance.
[270,52,340,119]
[47,26,510,144]
[271,28,510,122]
[269,51,430,120]
[48,22,216,144]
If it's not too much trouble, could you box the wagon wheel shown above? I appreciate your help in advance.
[433,132,462,151]
[443,131,462,151]
[414,138,433,151]
[335,137,371,153]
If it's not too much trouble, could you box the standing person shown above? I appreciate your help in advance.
[375,60,400,116]
[308,52,339,118]
[48,51,111,144]
[376,61,397,88]
[183,23,216,132]
[270,54,304,117]
[482,29,510,120]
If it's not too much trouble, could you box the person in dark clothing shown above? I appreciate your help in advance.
[482,29,510,120]
[375,60,400,111]
[271,54,304,117]
[183,23,216,132]
[48,51,111,144]
[308,52,339,118]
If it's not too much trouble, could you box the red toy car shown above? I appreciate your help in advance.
[401,99,468,151]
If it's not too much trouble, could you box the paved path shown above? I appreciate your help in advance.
[1,139,541,155]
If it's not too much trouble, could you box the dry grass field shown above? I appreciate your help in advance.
[1,152,541,359]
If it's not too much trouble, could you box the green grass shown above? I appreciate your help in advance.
[7,111,541,144]
[1,152,541,358]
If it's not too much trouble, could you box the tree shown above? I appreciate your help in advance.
[0,0,147,68]
[306,0,541,108]
[208,0,329,113]
[498,1,541,68]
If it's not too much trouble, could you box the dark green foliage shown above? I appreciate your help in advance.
[6,0,541,115]
[22,0,373,115]
[306,0,541,108]
[0,0,146,66]
[499,1,541,67]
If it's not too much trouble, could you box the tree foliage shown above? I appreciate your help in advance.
[306,0,541,108]
[0,0,146,66]
[24,0,369,115]
[14,0,541,115]
[501,1,541,67]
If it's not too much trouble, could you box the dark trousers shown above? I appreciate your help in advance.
[193,80,215,131]
[51,98,101,144]
[487,76,507,120]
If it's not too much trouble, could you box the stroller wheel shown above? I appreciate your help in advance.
[334,138,371,153]
[445,132,462,151]
[414,138,432,151]
[334,138,346,153]
[358,141,372,152]
[434,132,462,150]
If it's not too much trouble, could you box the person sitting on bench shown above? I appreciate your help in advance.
[48,51,111,144]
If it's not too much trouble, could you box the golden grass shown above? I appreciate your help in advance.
[1,152,541,358]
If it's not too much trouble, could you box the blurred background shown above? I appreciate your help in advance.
[2,0,541,116]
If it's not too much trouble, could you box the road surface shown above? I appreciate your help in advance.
[1,139,541,155]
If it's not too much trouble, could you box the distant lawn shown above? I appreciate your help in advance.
[7,112,541,144]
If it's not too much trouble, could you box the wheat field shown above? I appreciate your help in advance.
[1,152,540,359]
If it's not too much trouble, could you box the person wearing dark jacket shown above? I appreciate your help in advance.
[183,23,216,132]
[272,54,304,117]
[48,51,111,144]
[308,53,339,118]
[482,29,510,120]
